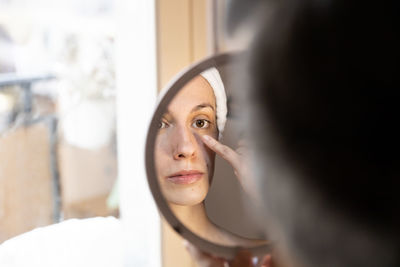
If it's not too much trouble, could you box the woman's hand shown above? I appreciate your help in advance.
[201,135,257,197]
[184,240,273,267]
[184,240,227,267]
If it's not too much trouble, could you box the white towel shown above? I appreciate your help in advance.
[200,68,227,139]
[0,217,123,267]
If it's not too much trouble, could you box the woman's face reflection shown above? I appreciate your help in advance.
[155,76,218,206]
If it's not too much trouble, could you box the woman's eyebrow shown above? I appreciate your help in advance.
[191,103,215,112]
[162,111,172,119]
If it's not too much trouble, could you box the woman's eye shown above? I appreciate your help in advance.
[158,120,169,129]
[193,119,210,129]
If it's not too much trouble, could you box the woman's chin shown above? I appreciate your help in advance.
[166,192,207,206]
[161,179,209,206]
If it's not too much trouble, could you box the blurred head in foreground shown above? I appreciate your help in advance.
[228,0,400,266]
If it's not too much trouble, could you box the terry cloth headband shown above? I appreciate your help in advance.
[200,68,227,139]
[157,68,228,139]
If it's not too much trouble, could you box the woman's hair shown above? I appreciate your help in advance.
[239,0,400,266]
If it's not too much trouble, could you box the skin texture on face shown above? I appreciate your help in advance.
[155,75,218,206]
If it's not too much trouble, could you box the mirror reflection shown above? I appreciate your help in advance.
[154,66,267,247]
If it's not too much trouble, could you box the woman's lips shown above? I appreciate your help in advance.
[166,170,204,185]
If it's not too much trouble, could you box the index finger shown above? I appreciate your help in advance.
[201,135,241,170]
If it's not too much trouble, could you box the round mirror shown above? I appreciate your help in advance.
[146,52,272,259]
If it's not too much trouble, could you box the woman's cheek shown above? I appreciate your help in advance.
[204,143,216,169]
[212,124,219,138]
[155,132,171,168]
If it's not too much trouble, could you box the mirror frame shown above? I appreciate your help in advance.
[145,51,272,259]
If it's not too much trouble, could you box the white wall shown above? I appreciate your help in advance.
[115,0,160,266]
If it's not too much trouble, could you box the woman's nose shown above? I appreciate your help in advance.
[173,127,197,160]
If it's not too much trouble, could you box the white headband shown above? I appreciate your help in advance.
[157,68,228,139]
[200,68,227,139]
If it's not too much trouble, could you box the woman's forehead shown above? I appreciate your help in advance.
[168,75,216,112]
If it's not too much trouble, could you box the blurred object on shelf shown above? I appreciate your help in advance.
[0,25,15,73]
[0,89,18,133]
[59,142,118,219]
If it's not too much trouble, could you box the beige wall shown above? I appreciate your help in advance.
[157,0,209,266]
[157,0,209,88]
[0,124,54,243]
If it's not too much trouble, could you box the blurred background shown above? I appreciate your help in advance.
[0,0,118,239]
[0,0,231,266]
